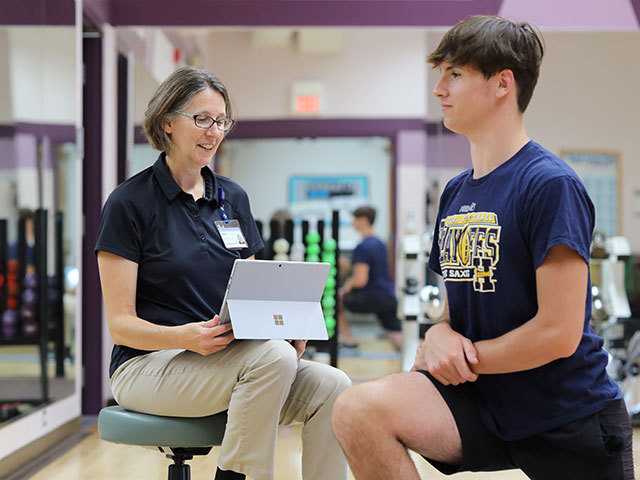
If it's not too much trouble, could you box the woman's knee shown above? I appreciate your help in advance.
[249,340,299,378]
[306,362,352,396]
[331,367,352,394]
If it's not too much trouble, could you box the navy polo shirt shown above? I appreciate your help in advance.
[95,153,264,377]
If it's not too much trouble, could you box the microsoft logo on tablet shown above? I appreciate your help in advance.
[273,314,284,326]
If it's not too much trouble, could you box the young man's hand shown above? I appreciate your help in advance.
[412,322,479,385]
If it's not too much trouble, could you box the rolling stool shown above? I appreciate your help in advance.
[98,406,228,480]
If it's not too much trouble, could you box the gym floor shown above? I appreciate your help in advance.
[16,322,640,479]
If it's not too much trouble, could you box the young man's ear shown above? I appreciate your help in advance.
[495,69,515,99]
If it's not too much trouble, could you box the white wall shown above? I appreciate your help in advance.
[425,30,640,251]
[526,32,640,251]
[199,28,427,119]
[133,57,159,125]
[7,27,76,124]
[219,137,392,249]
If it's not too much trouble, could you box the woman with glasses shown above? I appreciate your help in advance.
[95,66,350,480]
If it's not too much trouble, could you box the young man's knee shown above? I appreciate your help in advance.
[328,367,352,396]
[331,382,388,437]
[331,388,362,439]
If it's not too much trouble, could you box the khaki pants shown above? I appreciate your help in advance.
[110,339,351,480]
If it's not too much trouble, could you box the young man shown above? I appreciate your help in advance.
[339,206,402,350]
[332,15,633,480]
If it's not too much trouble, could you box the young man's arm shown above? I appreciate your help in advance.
[471,244,586,374]
[340,263,369,294]
[413,292,481,385]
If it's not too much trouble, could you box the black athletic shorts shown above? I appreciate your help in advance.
[418,370,634,479]
[342,289,401,332]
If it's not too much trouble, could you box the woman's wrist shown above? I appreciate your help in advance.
[172,323,191,350]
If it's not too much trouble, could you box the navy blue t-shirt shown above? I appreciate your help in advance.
[95,153,264,377]
[428,140,620,441]
[352,236,394,297]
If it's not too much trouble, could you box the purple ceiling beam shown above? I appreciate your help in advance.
[83,0,112,27]
[110,0,503,27]
[226,118,425,139]
[1,0,75,26]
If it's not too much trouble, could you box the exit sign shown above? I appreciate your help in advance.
[291,82,324,115]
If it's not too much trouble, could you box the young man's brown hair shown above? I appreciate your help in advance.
[428,15,544,113]
[352,206,376,226]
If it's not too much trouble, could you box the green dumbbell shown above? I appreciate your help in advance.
[325,316,336,331]
[322,296,336,309]
[325,276,336,290]
[306,243,321,257]
[306,231,321,245]
[323,238,337,252]
[321,253,336,265]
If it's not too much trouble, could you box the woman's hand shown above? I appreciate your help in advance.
[290,340,307,359]
[181,315,235,356]
[412,322,478,386]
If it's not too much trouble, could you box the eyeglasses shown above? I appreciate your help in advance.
[175,111,235,132]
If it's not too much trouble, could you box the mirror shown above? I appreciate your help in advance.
[0,5,79,428]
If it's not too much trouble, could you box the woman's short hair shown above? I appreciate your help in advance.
[428,15,544,113]
[143,66,233,152]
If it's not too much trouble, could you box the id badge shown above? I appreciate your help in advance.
[214,220,248,250]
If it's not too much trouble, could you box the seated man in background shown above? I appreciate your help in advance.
[339,206,402,350]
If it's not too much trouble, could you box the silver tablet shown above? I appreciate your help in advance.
[219,259,330,340]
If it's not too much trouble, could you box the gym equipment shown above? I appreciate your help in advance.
[0,219,6,317]
[589,234,640,421]
[272,238,290,261]
[21,268,38,337]
[398,212,424,371]
[420,284,445,321]
[289,221,305,262]
[305,222,321,263]
[0,210,68,410]
[320,227,338,338]
[591,236,632,365]
[2,309,17,339]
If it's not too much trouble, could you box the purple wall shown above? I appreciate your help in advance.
[0,124,75,169]
[109,0,503,26]
[1,0,75,25]
[82,33,104,416]
[499,0,640,30]
[136,118,425,144]
[13,124,75,144]
[83,0,111,28]
[135,119,470,168]
[396,130,427,167]
[0,137,14,169]
[227,118,425,140]
[427,130,471,168]
[13,133,38,169]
